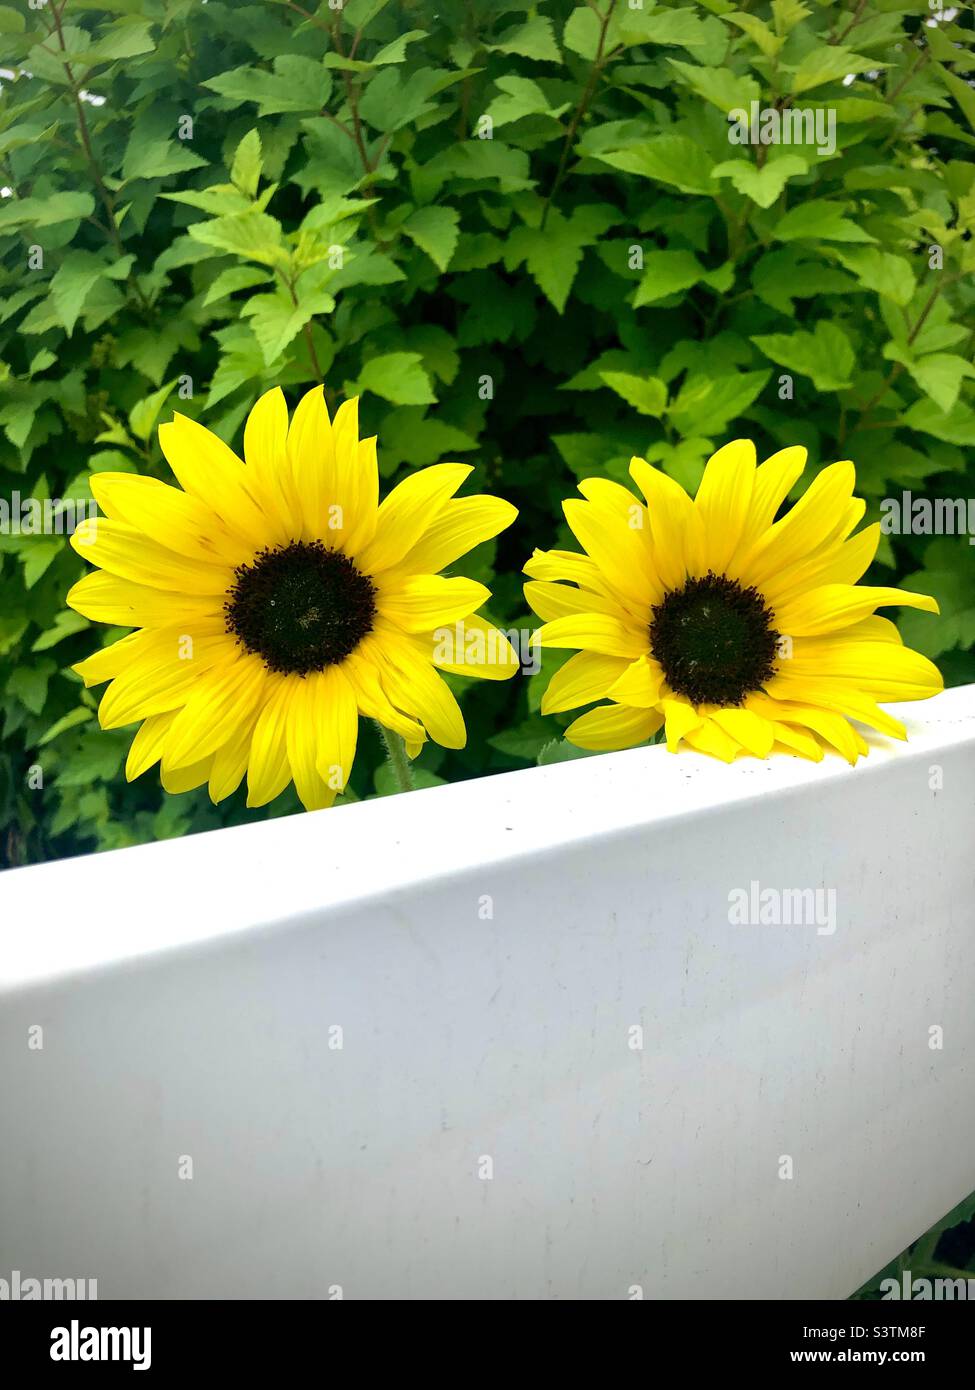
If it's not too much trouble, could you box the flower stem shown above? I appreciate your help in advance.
[374,721,415,794]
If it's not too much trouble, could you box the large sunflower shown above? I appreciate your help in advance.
[67,386,519,809]
[525,442,942,763]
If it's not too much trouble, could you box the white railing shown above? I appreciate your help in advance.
[1,684,974,1300]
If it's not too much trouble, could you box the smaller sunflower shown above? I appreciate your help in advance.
[68,386,519,810]
[526,441,943,763]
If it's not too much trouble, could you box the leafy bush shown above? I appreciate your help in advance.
[1,0,973,866]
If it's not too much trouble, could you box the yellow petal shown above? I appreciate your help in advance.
[125,710,178,780]
[209,708,258,803]
[96,634,234,728]
[605,654,666,708]
[246,676,295,807]
[285,675,338,811]
[71,518,232,594]
[377,575,491,632]
[662,695,702,751]
[536,613,646,659]
[357,463,473,575]
[159,413,270,549]
[563,495,658,611]
[244,387,303,543]
[286,384,336,543]
[374,627,467,748]
[90,474,248,566]
[160,756,213,795]
[629,457,706,590]
[66,571,221,628]
[564,702,663,751]
[682,717,740,762]
[540,651,629,715]
[311,665,359,790]
[738,461,856,590]
[710,706,774,757]
[524,579,621,622]
[344,643,426,744]
[388,495,517,577]
[429,615,522,681]
[161,653,268,771]
[694,439,756,573]
[775,583,939,637]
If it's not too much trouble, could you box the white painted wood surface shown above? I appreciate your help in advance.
[1,684,973,1299]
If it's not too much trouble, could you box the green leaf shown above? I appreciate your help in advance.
[8,659,55,716]
[37,705,93,746]
[356,352,435,405]
[895,353,975,415]
[711,154,806,208]
[751,322,855,391]
[902,399,975,447]
[205,56,333,116]
[122,137,207,183]
[372,30,428,65]
[230,129,262,198]
[50,251,110,335]
[489,16,560,63]
[31,610,89,654]
[202,266,270,307]
[402,206,460,272]
[187,212,287,267]
[485,75,569,128]
[600,372,668,417]
[596,137,714,195]
[668,369,771,435]
[632,249,706,305]
[774,200,876,243]
[830,247,916,305]
[667,59,760,112]
[128,380,176,441]
[789,46,885,96]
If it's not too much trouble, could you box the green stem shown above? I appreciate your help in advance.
[374,721,415,794]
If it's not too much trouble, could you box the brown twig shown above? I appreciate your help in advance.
[540,0,618,229]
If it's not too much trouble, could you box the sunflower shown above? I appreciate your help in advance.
[525,441,942,763]
[67,387,519,809]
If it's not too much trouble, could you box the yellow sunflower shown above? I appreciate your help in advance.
[525,441,943,763]
[67,386,519,809]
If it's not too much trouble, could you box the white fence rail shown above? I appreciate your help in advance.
[2,684,974,1300]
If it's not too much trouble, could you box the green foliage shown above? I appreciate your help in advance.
[1,0,973,865]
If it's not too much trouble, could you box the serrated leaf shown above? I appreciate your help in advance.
[357,352,435,405]
[830,247,916,305]
[230,128,262,198]
[789,46,885,96]
[205,56,332,116]
[711,154,806,208]
[490,16,560,63]
[774,200,876,243]
[600,372,668,416]
[596,137,714,195]
[632,249,705,306]
[129,380,176,441]
[402,206,460,272]
[751,322,855,391]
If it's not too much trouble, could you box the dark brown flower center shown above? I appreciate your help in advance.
[649,571,779,706]
[225,540,376,675]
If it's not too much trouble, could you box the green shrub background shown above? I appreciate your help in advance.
[0,0,972,867]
